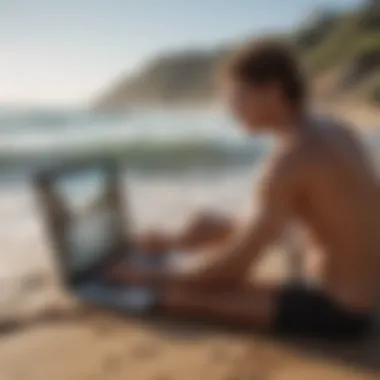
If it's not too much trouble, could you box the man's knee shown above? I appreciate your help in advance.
[180,211,234,246]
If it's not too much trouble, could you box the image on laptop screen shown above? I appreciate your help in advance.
[51,165,124,280]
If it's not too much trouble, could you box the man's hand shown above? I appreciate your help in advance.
[137,230,173,253]
[104,263,159,286]
[177,211,234,249]
[105,255,237,290]
[135,211,234,254]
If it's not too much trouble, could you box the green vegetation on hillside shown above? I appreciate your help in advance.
[94,0,380,109]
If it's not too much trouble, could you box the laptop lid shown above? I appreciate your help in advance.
[34,159,130,287]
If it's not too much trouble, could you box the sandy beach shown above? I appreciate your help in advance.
[0,109,380,380]
[1,306,379,380]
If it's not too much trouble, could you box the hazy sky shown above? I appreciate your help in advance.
[0,0,363,106]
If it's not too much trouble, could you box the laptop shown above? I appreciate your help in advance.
[34,160,164,314]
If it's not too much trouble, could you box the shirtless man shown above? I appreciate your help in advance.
[108,40,380,339]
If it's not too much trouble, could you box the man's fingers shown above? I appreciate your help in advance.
[138,231,171,252]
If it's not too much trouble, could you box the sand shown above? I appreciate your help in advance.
[0,303,379,380]
[0,111,380,380]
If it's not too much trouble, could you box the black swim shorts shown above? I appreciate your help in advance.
[274,285,373,340]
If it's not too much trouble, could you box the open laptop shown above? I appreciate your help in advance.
[34,160,164,314]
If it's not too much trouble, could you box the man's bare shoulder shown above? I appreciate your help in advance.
[260,118,360,193]
[268,136,314,177]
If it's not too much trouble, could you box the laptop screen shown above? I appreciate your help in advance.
[61,167,123,277]
[37,162,126,283]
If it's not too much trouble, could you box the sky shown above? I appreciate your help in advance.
[0,0,364,106]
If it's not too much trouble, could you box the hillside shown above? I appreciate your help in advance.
[94,48,227,109]
[94,1,380,110]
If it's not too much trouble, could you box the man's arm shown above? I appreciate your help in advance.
[136,212,236,253]
[107,148,303,288]
[175,212,236,250]
[193,151,300,284]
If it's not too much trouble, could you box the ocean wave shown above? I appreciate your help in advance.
[0,108,273,177]
[0,108,379,180]
[0,108,127,132]
[0,136,270,179]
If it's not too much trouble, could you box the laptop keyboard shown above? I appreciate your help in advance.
[73,251,200,313]
[75,279,157,312]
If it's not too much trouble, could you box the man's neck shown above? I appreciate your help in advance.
[273,108,310,140]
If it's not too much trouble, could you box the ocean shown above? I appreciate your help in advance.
[0,108,271,180]
[0,107,379,320]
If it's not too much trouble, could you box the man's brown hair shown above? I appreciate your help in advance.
[223,39,306,106]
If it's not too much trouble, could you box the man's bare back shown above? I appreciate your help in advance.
[285,120,380,312]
